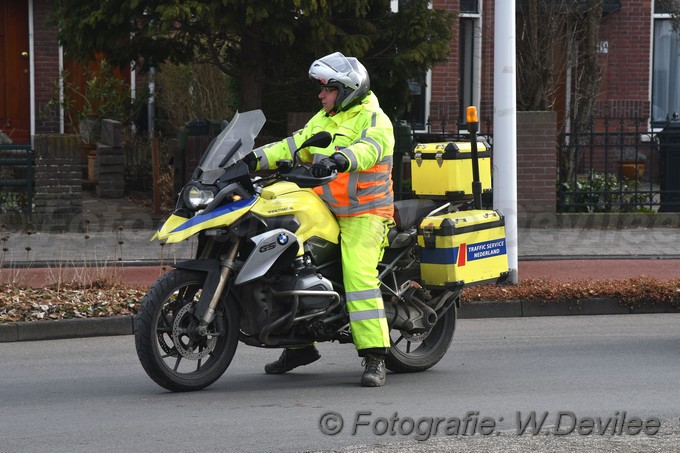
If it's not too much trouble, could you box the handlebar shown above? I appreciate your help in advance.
[280,164,338,188]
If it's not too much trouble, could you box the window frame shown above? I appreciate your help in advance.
[651,11,680,127]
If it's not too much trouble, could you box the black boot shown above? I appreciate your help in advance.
[361,354,386,387]
[264,346,320,374]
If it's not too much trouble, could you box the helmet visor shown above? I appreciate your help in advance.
[309,52,353,86]
[318,52,353,73]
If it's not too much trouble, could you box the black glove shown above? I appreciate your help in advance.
[311,153,349,178]
[243,152,258,171]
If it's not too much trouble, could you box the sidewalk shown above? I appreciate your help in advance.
[2,191,680,265]
[1,191,192,267]
[3,224,680,267]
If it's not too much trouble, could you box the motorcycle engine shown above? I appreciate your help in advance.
[239,264,336,337]
[275,273,335,311]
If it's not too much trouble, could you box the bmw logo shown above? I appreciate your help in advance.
[277,233,289,245]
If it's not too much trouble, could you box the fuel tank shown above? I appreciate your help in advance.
[250,181,340,248]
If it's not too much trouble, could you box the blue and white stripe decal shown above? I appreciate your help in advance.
[170,198,256,234]
[421,238,506,266]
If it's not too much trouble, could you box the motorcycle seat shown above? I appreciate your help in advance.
[393,199,439,231]
[386,199,439,247]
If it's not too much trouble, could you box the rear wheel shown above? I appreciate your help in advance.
[385,270,457,373]
[135,269,239,392]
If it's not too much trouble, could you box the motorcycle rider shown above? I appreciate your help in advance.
[245,52,395,387]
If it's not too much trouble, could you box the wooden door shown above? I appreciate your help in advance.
[0,0,30,144]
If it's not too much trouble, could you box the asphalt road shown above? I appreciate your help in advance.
[1,314,679,453]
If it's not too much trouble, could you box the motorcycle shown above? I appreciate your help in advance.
[135,109,460,392]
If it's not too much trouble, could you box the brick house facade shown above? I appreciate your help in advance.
[1,0,133,142]
[422,0,659,135]
[595,0,652,120]
[3,1,671,140]
[2,0,676,220]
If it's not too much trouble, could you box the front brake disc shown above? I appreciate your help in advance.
[171,303,217,360]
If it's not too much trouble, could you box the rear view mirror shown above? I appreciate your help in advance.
[299,132,332,150]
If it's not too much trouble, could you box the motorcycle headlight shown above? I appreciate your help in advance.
[183,185,216,209]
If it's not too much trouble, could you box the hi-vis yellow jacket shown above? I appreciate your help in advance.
[253,92,395,219]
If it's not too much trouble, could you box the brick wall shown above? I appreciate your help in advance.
[480,0,495,130]
[595,0,652,122]
[33,0,61,134]
[32,134,83,230]
[95,120,125,198]
[429,1,654,134]
[516,111,557,219]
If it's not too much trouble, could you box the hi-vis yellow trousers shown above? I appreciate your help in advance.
[337,214,392,353]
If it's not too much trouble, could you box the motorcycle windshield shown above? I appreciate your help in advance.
[197,110,266,183]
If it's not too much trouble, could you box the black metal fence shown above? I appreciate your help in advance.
[0,144,33,214]
[6,116,677,215]
[557,117,680,213]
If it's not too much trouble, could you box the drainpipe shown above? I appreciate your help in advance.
[28,0,35,146]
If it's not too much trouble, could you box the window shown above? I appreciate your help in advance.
[652,18,680,123]
[400,75,429,131]
[655,0,677,13]
[460,0,479,14]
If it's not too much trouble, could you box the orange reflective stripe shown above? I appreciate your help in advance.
[357,181,379,190]
[331,173,351,206]
[358,187,390,202]
[314,154,393,218]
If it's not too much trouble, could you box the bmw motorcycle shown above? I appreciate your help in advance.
[135,110,460,392]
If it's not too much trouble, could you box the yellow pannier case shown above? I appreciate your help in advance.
[417,210,509,289]
[410,141,492,200]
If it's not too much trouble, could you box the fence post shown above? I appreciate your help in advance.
[152,138,161,215]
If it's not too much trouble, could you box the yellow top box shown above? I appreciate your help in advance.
[410,142,492,201]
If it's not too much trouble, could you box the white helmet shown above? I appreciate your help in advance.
[309,52,370,112]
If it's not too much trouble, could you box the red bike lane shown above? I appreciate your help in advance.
[3,259,679,289]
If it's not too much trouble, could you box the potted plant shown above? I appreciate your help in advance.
[47,59,131,179]
[618,148,646,180]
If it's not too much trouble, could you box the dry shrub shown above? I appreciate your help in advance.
[156,63,235,134]
[3,275,679,323]
[462,277,680,309]
[0,283,145,322]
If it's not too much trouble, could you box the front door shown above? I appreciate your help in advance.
[0,0,30,144]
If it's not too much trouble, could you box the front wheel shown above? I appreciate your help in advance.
[385,270,457,373]
[135,269,239,392]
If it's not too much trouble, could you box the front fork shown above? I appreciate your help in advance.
[190,240,240,337]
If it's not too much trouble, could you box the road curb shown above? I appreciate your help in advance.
[1,300,678,343]
[0,316,134,343]
[458,298,680,318]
